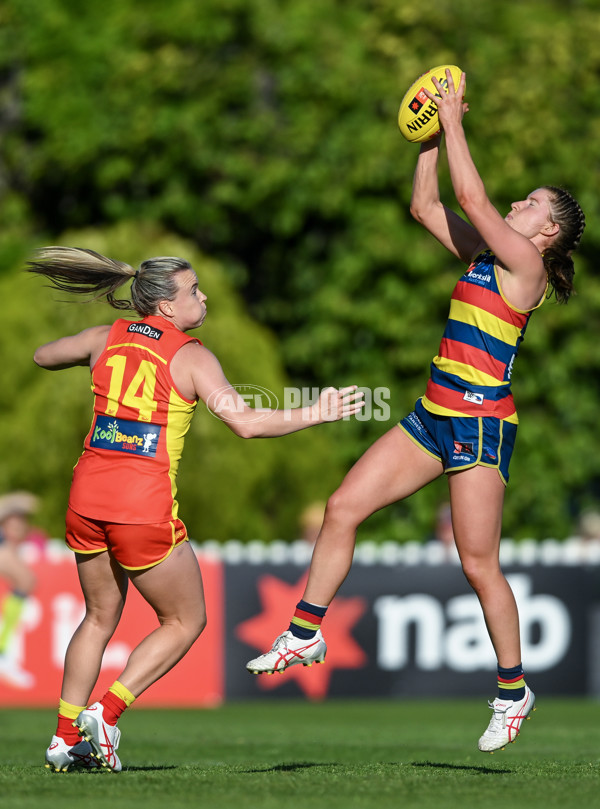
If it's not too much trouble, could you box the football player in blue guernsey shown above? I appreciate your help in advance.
[246,69,585,752]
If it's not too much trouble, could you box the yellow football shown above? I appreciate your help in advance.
[398,64,464,143]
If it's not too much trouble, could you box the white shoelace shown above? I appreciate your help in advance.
[271,633,289,651]
[487,700,509,730]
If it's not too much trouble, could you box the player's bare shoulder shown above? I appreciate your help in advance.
[173,338,216,366]
[171,339,224,401]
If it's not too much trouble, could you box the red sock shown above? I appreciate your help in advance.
[100,690,128,726]
[56,714,81,746]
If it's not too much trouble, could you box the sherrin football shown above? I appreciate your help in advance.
[398,65,464,143]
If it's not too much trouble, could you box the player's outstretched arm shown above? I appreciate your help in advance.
[183,342,365,438]
[427,70,544,284]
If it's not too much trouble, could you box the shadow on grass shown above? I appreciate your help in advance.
[244,762,337,774]
[123,765,178,772]
[63,765,179,774]
[412,761,511,775]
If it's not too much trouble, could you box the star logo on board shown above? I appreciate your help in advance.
[236,573,367,700]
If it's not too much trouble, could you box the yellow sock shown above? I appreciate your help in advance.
[56,699,87,743]
[109,680,136,708]
[58,698,86,720]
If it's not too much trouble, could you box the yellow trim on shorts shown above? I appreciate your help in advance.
[66,542,108,556]
[397,422,441,463]
[66,527,190,570]
[399,418,509,487]
[119,533,189,572]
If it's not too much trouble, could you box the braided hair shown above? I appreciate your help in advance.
[27,247,192,316]
[542,187,585,304]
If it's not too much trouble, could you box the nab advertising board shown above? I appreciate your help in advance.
[1,542,599,705]
[228,562,596,700]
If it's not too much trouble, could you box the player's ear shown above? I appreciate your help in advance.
[157,298,174,317]
[543,221,560,238]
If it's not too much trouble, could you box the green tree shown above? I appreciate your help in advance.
[1,0,600,540]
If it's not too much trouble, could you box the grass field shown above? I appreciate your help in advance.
[1,698,598,809]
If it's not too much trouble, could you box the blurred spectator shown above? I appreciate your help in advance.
[576,508,600,542]
[299,501,326,547]
[0,491,40,688]
[431,501,459,561]
[434,502,454,544]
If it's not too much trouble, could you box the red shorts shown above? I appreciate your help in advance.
[65,506,189,570]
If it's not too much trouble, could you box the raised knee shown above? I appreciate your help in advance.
[461,557,480,582]
[461,558,501,594]
[325,488,362,528]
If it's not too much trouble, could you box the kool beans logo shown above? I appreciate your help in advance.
[90,415,160,456]
[93,419,136,445]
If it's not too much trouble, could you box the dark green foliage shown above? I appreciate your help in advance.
[1,0,599,539]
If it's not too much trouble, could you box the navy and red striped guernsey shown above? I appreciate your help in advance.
[422,250,546,424]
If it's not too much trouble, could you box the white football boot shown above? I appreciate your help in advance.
[74,702,122,772]
[246,630,327,674]
[478,685,536,752]
[44,735,100,772]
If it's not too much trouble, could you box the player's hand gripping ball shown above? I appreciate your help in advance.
[398,65,464,143]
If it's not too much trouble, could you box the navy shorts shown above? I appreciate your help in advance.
[399,398,517,485]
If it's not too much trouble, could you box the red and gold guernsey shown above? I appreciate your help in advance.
[422,250,546,424]
[68,315,200,524]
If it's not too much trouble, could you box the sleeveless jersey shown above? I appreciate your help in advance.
[422,250,545,424]
[68,315,200,523]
